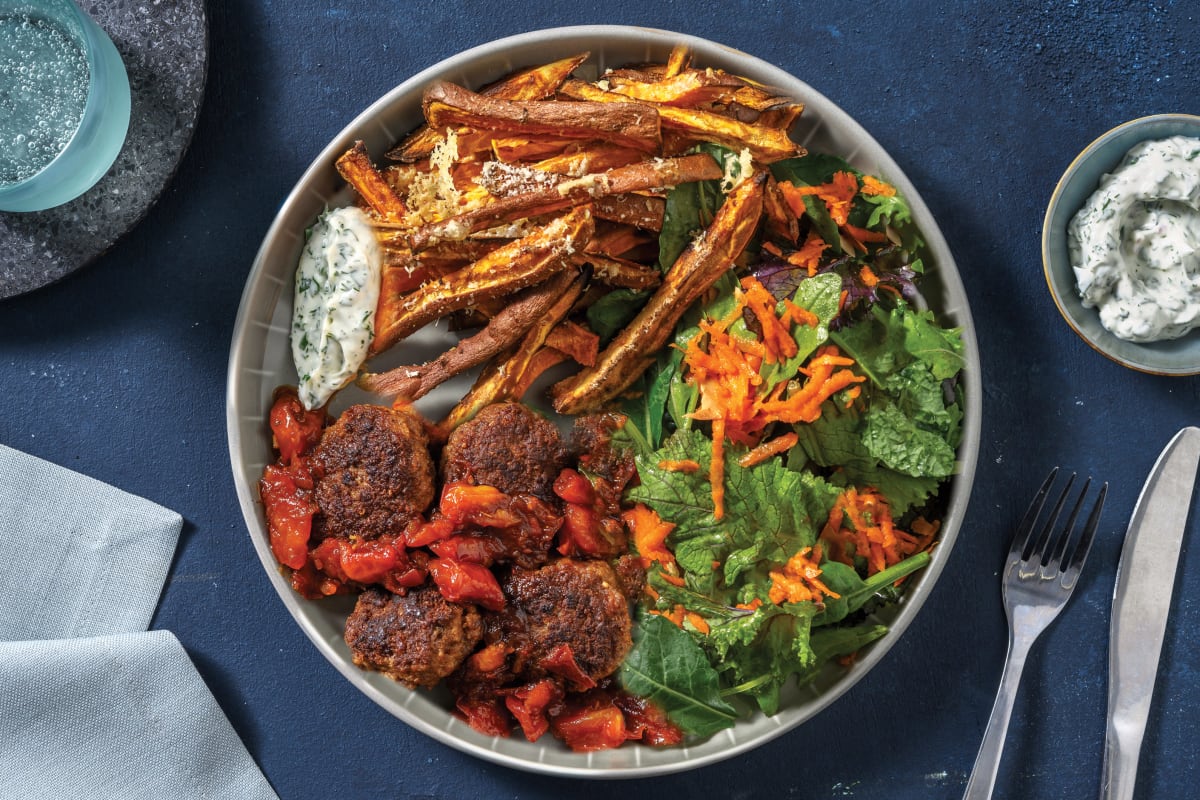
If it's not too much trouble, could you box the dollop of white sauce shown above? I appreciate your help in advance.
[1069,135,1200,342]
[291,206,381,409]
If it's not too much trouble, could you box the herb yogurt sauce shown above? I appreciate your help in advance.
[292,206,382,410]
[1069,135,1200,343]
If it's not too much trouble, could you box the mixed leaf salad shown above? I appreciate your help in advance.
[602,144,965,737]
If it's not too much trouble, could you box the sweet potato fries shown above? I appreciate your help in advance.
[330,46,809,430]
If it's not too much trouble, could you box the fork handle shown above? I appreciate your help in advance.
[962,629,1034,800]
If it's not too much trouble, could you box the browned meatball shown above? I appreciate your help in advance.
[441,402,567,501]
[498,558,632,683]
[313,404,434,540]
[611,553,647,602]
[344,586,483,689]
[570,412,637,491]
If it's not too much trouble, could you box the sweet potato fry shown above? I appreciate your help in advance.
[360,268,584,399]
[336,141,408,219]
[544,319,599,367]
[722,84,795,112]
[530,144,645,176]
[490,136,585,163]
[408,153,720,250]
[651,105,803,162]
[560,79,803,163]
[763,174,800,245]
[387,53,590,162]
[574,253,662,291]
[585,224,655,260]
[756,101,806,131]
[371,206,594,354]
[379,250,459,297]
[551,171,766,415]
[592,193,665,231]
[605,69,746,107]
[423,81,661,154]
[437,268,587,434]
[509,347,569,399]
[664,44,692,78]
[481,51,590,103]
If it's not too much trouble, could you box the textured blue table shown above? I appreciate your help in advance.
[2,2,1198,798]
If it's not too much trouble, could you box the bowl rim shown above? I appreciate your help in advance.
[226,23,982,778]
[1041,112,1200,376]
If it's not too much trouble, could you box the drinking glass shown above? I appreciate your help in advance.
[0,0,130,212]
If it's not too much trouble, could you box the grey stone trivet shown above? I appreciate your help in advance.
[0,0,207,300]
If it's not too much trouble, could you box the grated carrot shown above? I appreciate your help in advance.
[738,431,799,469]
[777,171,860,226]
[843,224,890,254]
[754,346,866,425]
[741,276,797,363]
[781,298,819,329]
[768,546,840,605]
[622,503,676,568]
[819,488,937,576]
[658,458,701,474]
[681,277,867,518]
[860,175,896,197]
[784,229,829,276]
[709,416,727,520]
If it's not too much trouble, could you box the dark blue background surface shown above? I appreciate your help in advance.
[3,2,1199,798]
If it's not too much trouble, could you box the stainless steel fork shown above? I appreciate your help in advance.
[962,468,1108,800]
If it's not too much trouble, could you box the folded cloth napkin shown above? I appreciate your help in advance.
[0,444,278,800]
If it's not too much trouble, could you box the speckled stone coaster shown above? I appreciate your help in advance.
[0,0,207,300]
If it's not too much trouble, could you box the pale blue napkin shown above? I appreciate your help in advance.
[0,444,278,800]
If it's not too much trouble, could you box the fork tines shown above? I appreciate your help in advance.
[1011,467,1108,585]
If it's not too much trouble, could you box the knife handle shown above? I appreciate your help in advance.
[1099,714,1140,800]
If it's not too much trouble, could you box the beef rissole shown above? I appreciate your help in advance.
[312,404,435,540]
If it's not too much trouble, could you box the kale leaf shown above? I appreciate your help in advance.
[618,613,740,737]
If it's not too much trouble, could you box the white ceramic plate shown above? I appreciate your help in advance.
[227,25,982,777]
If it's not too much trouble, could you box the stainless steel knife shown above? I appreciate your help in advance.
[1100,426,1200,800]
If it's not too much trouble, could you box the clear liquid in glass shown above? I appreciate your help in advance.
[0,11,89,186]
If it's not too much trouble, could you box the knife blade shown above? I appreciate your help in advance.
[1100,426,1200,800]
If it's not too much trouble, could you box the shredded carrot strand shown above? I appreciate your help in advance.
[658,458,701,474]
[769,546,840,605]
[738,432,799,468]
[819,488,937,576]
[781,298,818,329]
[709,416,727,520]
[785,229,829,276]
[778,172,860,226]
[681,277,868,517]
[622,503,676,568]
[741,276,796,363]
[860,175,896,197]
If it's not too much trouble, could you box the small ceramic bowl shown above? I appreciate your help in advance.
[1043,113,1200,375]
